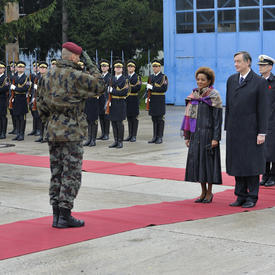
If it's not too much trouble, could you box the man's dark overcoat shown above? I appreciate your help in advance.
[264,73,275,162]
[225,70,268,176]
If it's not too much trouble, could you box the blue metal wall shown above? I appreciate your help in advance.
[163,0,275,105]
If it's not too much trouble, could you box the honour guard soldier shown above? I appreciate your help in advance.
[10,61,30,141]
[0,62,10,139]
[146,59,168,144]
[98,59,111,140]
[51,59,57,69]
[8,61,17,134]
[124,59,142,142]
[83,60,100,147]
[28,61,40,136]
[107,60,129,148]
[258,55,275,187]
[34,61,48,142]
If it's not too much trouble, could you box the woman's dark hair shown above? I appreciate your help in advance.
[195,67,215,86]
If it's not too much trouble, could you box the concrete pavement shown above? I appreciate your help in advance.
[1,106,275,275]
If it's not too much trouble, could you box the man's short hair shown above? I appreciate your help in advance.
[234,51,252,67]
[62,48,73,60]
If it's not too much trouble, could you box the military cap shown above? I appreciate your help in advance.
[16,61,26,67]
[9,61,15,67]
[33,61,39,67]
[0,61,6,68]
[258,55,275,66]
[152,59,162,67]
[39,61,48,68]
[100,59,110,67]
[113,60,124,68]
[51,59,57,65]
[62,42,82,55]
[77,61,84,67]
[127,59,136,67]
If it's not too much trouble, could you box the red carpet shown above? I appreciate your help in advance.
[1,188,275,260]
[0,152,236,186]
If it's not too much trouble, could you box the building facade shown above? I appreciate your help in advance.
[164,0,275,105]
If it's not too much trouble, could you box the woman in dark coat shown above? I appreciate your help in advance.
[181,67,223,203]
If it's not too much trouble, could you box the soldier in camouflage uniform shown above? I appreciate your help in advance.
[37,42,104,228]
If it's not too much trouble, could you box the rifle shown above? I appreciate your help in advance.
[105,77,112,115]
[32,51,38,111]
[146,76,152,111]
[8,53,15,110]
[27,54,32,104]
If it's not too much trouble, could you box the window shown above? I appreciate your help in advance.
[239,0,259,7]
[263,0,275,5]
[218,0,235,8]
[263,8,275,31]
[218,10,236,32]
[176,12,194,33]
[176,0,193,10]
[239,9,259,31]
[197,11,215,32]
[196,0,214,9]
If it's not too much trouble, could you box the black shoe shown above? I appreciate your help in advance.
[116,142,123,149]
[130,136,136,142]
[35,137,43,142]
[97,134,104,140]
[148,137,157,144]
[12,135,19,141]
[27,130,36,136]
[17,134,24,141]
[52,205,60,228]
[8,129,16,135]
[56,208,84,228]
[202,194,213,203]
[0,133,6,139]
[89,139,96,147]
[229,200,245,207]
[109,142,118,148]
[265,179,275,187]
[83,139,91,146]
[260,176,269,186]
[155,137,163,144]
[124,136,131,141]
[194,195,206,203]
[34,130,41,136]
[102,135,109,140]
[242,201,256,208]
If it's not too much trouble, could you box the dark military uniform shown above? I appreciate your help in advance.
[125,60,141,142]
[147,64,168,144]
[108,63,129,148]
[0,62,9,139]
[98,60,111,140]
[37,57,104,212]
[11,61,30,141]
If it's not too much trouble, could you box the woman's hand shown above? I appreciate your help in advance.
[211,140,218,148]
[185,140,190,147]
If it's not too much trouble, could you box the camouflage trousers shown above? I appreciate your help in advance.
[48,141,83,209]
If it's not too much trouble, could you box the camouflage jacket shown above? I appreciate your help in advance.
[37,59,104,142]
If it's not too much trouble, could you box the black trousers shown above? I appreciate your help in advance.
[234,175,259,203]
[264,162,275,178]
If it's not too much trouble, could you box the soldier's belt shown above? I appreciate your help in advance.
[112,96,127,99]
[151,92,165,95]
[15,92,26,95]
[129,93,138,96]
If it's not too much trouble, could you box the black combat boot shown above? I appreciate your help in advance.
[0,117,3,139]
[56,207,85,228]
[28,118,36,135]
[34,118,41,136]
[109,122,118,148]
[116,121,124,149]
[12,118,20,140]
[0,117,8,139]
[97,116,105,140]
[130,118,138,142]
[8,115,17,134]
[89,121,98,147]
[155,119,164,144]
[102,118,110,140]
[52,205,60,228]
[84,124,92,146]
[17,118,25,141]
[124,118,132,141]
[148,120,158,143]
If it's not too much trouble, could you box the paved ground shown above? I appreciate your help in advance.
[1,106,275,275]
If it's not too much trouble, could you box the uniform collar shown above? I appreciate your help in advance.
[129,72,135,78]
[115,74,122,80]
[0,73,4,78]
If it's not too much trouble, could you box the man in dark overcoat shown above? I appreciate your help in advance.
[257,55,275,187]
[225,51,268,208]
[146,59,168,144]
[98,59,111,140]
[124,59,142,142]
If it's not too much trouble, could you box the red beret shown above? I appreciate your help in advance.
[62,42,82,55]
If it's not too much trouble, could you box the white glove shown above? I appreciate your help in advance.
[10,84,16,90]
[108,86,113,93]
[33,84,38,90]
[145,98,148,104]
[147,84,153,90]
[180,130,184,138]
[31,98,35,103]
